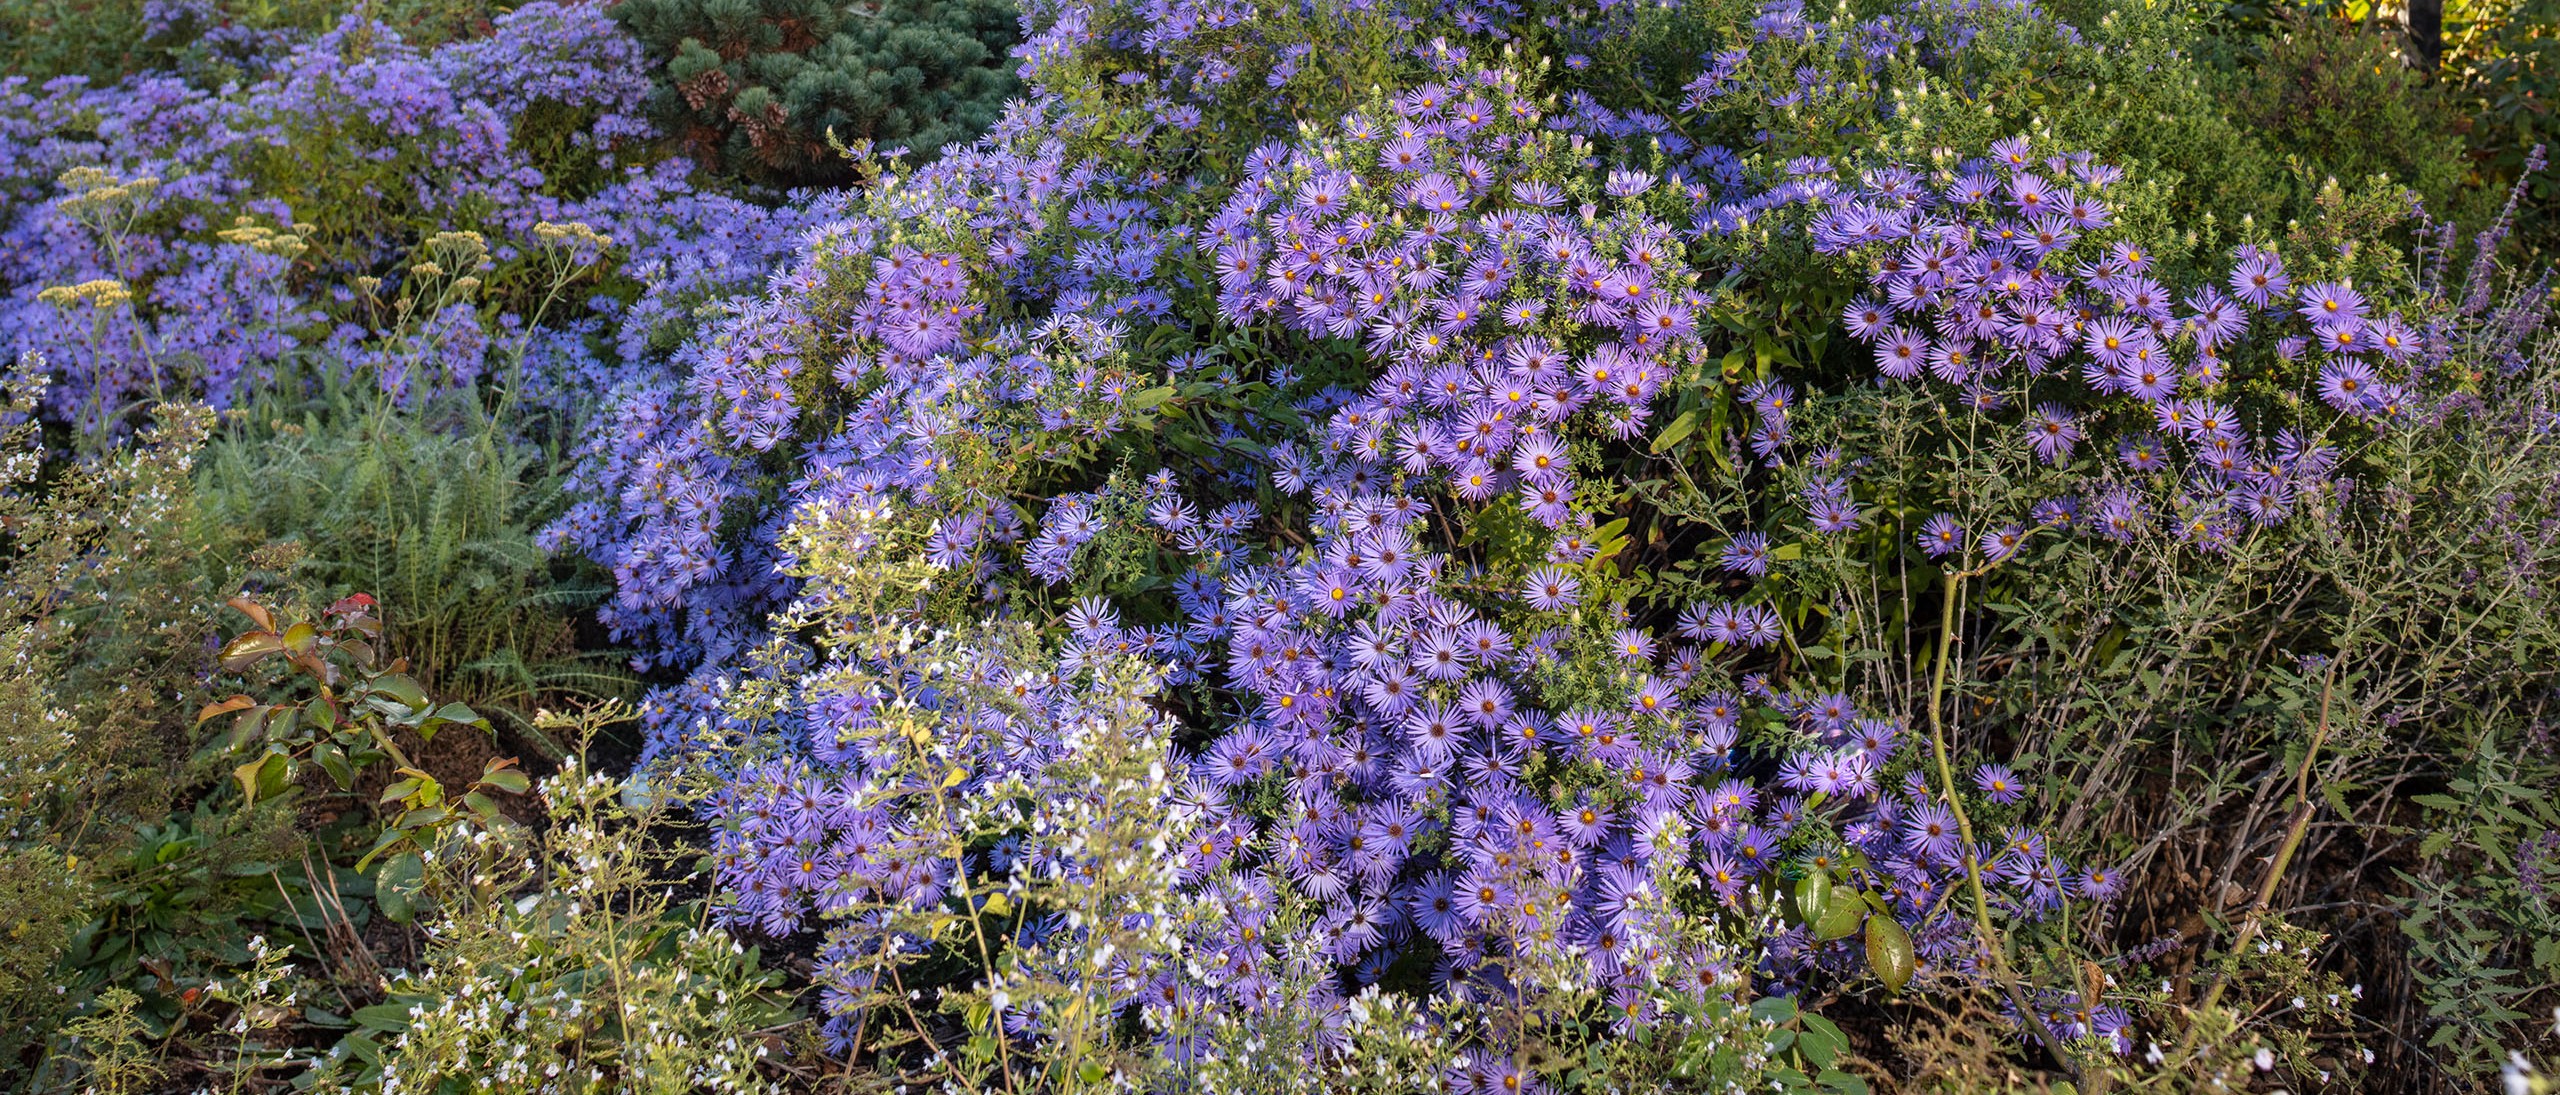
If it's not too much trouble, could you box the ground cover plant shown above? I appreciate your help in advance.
[0,0,2555,1090]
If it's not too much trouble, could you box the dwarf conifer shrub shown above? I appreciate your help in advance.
[614,0,1019,187]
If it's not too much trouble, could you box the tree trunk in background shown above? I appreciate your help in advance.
[2406,0,2444,72]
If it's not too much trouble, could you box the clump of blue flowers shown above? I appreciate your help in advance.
[544,0,2553,1084]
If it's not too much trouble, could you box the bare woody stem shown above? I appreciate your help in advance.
[2180,668,2336,1053]
[1924,560,2079,1079]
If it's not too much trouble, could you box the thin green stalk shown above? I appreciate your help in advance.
[1923,559,2078,1078]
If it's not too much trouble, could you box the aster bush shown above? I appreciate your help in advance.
[0,0,838,442]
[0,0,2553,1084]
[525,0,2560,1079]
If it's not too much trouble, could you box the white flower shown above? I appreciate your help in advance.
[2503,1053,2538,1095]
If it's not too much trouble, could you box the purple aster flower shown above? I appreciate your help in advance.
[2316,359,2379,414]
[1721,532,1772,577]
[2076,864,2125,901]
[1977,524,2026,562]
[1735,604,1783,648]
[1902,801,1959,861]
[2296,280,2367,326]
[1521,566,1582,610]
[2025,404,2084,464]
[2229,248,2289,308]
[1974,763,2024,804]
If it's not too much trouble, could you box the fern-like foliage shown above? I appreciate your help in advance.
[191,384,634,755]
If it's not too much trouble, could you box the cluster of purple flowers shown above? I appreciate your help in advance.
[542,0,2550,1076]
[616,23,2152,1065]
[545,125,1192,710]
[1794,137,2451,553]
[0,1,834,432]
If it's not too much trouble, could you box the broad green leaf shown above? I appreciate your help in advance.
[369,674,429,711]
[1650,409,1698,453]
[235,752,289,804]
[1866,915,1915,992]
[1815,893,1863,941]
[373,852,422,923]
[351,1003,413,1034]
[1793,870,1832,929]
[1798,1012,1847,1067]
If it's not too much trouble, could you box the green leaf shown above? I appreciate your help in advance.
[1815,892,1863,941]
[373,852,423,924]
[1866,915,1916,992]
[317,743,355,790]
[369,674,429,712]
[1793,869,1832,929]
[1126,385,1177,413]
[1750,995,1798,1025]
[480,767,531,795]
[351,1003,414,1034]
[1818,1069,1872,1095]
[1798,1012,1847,1067]
[234,752,289,804]
[1649,409,1698,453]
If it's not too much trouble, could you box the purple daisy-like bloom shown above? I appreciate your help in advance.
[2297,280,2368,326]
[1875,327,1928,379]
[2229,248,2290,308]
[1521,565,1582,610]
[1978,523,2026,562]
[1918,513,1964,558]
[1721,532,1773,577]
[1735,604,1784,647]
[2317,359,2379,414]
[2083,316,2147,368]
[2076,864,2126,901]
[1902,801,1959,861]
[1842,297,1890,339]
[1808,498,1862,533]
[1974,763,2025,804]
[1610,628,1657,663]
[1630,676,1679,719]
[2025,403,2083,465]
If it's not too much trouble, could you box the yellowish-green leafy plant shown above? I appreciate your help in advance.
[317,702,797,1094]
[197,591,528,923]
